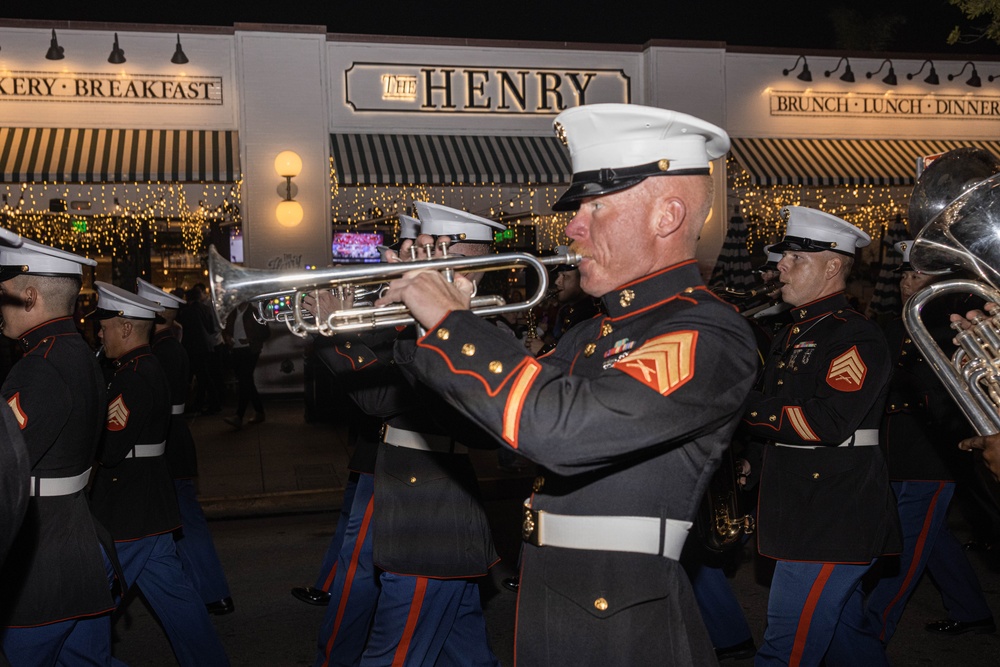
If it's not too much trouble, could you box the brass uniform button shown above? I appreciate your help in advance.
[901,350,907,356]
[812,473,820,479]
[584,343,597,357]
[594,597,609,611]
[777,362,785,369]
[683,286,695,294]
[461,344,476,356]
[600,323,613,337]
[657,159,670,172]
[410,476,417,484]
[533,476,545,492]
[904,338,912,344]
[777,380,784,386]
[619,289,635,308]
[750,411,758,417]
[769,415,777,422]
[357,356,365,364]
[437,328,450,340]
[344,341,352,349]
[488,361,503,374]
[792,326,800,335]
[890,404,896,410]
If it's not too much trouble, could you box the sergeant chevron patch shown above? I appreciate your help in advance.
[107,394,130,431]
[612,331,697,396]
[827,346,866,392]
[7,392,26,429]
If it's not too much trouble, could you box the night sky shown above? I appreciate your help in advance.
[2,1,999,55]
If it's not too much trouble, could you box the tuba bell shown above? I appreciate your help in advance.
[905,155,1000,436]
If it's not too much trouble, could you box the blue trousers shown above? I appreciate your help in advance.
[360,573,499,667]
[115,533,229,667]
[925,505,994,623]
[315,473,379,667]
[173,479,231,604]
[756,560,874,667]
[2,615,111,667]
[314,473,359,592]
[691,562,754,649]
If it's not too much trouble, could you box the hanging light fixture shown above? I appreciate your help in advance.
[824,57,855,83]
[45,29,64,61]
[866,59,897,86]
[906,60,939,85]
[171,34,189,65]
[107,33,126,64]
[782,55,812,82]
[949,61,982,87]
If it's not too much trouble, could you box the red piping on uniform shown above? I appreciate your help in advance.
[321,492,375,666]
[320,563,338,592]
[333,345,377,371]
[789,563,835,667]
[391,576,428,667]
[415,343,536,397]
[877,481,945,641]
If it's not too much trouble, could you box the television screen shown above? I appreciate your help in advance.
[229,228,244,264]
[332,232,383,263]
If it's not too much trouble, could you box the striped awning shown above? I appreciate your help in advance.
[330,133,571,186]
[730,137,1000,187]
[0,128,241,184]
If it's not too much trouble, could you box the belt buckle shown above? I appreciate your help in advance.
[522,506,540,546]
[379,423,388,443]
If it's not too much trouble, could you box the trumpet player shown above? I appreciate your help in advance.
[376,104,758,665]
[304,202,504,667]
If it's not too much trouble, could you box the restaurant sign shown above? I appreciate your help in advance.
[770,90,1000,119]
[345,62,631,114]
[0,71,223,105]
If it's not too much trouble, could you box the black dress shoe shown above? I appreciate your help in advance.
[716,637,757,661]
[291,586,331,606]
[501,577,519,593]
[925,618,996,635]
[206,597,235,615]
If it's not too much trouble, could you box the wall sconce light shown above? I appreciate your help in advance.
[45,29,64,61]
[866,59,897,85]
[107,33,126,64]
[274,150,304,228]
[949,61,982,87]
[907,60,939,85]
[824,57,855,82]
[782,55,812,82]
[171,34,189,65]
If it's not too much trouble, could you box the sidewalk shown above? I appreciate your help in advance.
[190,396,535,519]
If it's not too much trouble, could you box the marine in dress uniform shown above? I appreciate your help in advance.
[826,242,995,663]
[291,212,421,610]
[740,207,901,667]
[379,105,759,665]
[308,203,503,667]
[88,283,229,667]
[0,235,116,667]
[136,278,234,616]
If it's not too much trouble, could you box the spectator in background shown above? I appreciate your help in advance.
[176,284,222,415]
[223,302,271,429]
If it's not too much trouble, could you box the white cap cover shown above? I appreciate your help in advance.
[94,281,164,320]
[398,214,420,241]
[0,232,96,282]
[413,201,505,242]
[136,277,186,309]
[770,206,870,257]
[551,103,730,211]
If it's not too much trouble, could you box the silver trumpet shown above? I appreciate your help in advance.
[207,245,582,338]
[905,161,1000,436]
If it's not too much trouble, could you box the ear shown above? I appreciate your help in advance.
[825,255,844,280]
[121,320,134,339]
[22,286,37,312]
[652,197,687,239]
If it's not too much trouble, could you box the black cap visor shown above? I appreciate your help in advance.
[551,163,710,212]
[768,236,856,257]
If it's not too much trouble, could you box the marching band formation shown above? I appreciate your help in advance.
[0,102,999,666]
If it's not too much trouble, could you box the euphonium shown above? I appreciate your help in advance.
[905,165,1000,436]
[207,245,581,338]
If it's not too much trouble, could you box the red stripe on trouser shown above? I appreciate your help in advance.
[320,562,338,591]
[878,481,945,641]
[321,493,375,667]
[789,563,836,667]
[391,577,428,667]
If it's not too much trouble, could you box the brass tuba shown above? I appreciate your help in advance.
[905,153,1000,435]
